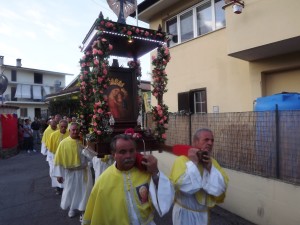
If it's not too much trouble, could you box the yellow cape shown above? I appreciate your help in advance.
[48,130,69,154]
[83,165,154,225]
[54,136,81,168]
[42,127,57,146]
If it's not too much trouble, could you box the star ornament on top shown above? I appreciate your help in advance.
[107,0,136,24]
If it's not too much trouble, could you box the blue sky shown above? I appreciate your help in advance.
[0,0,149,85]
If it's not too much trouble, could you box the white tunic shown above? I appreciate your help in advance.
[53,152,93,211]
[92,156,114,181]
[172,161,226,225]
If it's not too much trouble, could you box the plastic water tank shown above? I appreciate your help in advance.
[254,92,300,111]
[254,92,300,179]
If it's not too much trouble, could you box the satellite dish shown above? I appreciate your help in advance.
[0,73,8,95]
[107,0,136,24]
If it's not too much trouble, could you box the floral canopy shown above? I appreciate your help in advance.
[79,12,171,144]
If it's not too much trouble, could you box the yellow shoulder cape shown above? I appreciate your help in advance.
[48,130,69,154]
[54,136,81,168]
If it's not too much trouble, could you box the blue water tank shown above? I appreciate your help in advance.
[254,92,300,111]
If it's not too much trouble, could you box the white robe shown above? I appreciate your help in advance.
[172,161,226,225]
[92,156,114,181]
[53,153,93,211]
[47,151,63,188]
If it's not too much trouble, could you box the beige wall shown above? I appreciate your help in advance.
[249,52,300,99]
[152,28,254,113]
[147,0,300,113]
[225,0,300,54]
[153,151,300,225]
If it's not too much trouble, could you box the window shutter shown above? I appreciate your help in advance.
[178,92,190,113]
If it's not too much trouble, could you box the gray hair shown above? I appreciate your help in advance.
[110,134,136,153]
[193,128,213,143]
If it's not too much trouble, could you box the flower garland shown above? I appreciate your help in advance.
[89,36,113,141]
[151,45,171,143]
[152,104,169,143]
[96,17,168,43]
[79,50,94,137]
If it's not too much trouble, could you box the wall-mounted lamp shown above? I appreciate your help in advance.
[223,0,245,14]
[232,0,245,14]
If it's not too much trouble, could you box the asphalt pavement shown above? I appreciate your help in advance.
[0,151,255,225]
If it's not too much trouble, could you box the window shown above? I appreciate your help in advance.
[180,10,194,42]
[166,17,178,47]
[193,90,207,113]
[178,88,207,113]
[215,0,226,29]
[166,0,225,47]
[196,1,212,36]
[11,70,17,81]
[34,73,43,84]
[11,86,17,101]
[20,108,28,117]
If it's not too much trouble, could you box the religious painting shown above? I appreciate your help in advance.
[106,67,138,123]
[136,183,149,204]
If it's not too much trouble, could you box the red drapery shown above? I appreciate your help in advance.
[1,114,18,149]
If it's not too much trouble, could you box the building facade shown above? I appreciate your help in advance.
[135,1,300,225]
[136,0,300,113]
[0,56,71,120]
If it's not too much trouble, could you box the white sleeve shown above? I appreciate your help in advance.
[176,161,203,194]
[149,172,174,217]
[52,164,65,178]
[202,165,226,197]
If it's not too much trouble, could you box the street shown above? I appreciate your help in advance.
[0,151,255,225]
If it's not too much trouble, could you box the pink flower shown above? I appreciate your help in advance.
[93,122,97,126]
[164,48,169,55]
[97,130,102,135]
[135,28,140,33]
[127,31,132,36]
[109,44,113,50]
[98,50,103,55]
[94,59,99,65]
[156,105,162,110]
[97,108,103,114]
[98,77,103,83]
[103,69,108,75]
[84,71,88,75]
[95,101,101,106]
[145,31,149,36]
[125,128,135,135]
[158,110,163,117]
[162,133,167,139]
[92,48,98,55]
[93,115,97,119]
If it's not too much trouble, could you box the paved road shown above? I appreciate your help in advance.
[0,151,255,225]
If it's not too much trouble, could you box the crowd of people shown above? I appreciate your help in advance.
[34,113,228,225]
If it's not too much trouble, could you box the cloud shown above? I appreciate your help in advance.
[0,8,22,21]
[23,31,37,40]
[0,23,13,36]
